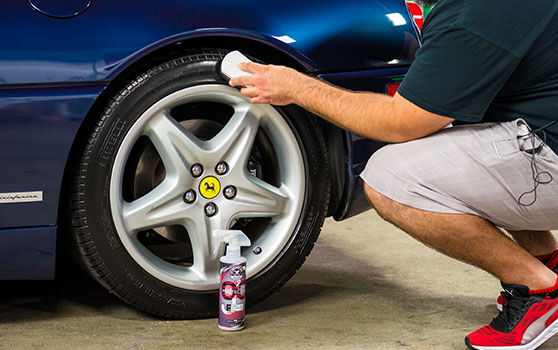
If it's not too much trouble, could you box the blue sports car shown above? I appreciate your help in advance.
[0,0,420,318]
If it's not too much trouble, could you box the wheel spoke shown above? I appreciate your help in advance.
[185,216,227,280]
[122,179,187,233]
[209,104,261,169]
[144,111,204,176]
[109,84,307,291]
[233,176,289,219]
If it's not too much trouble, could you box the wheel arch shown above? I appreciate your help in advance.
[106,31,317,80]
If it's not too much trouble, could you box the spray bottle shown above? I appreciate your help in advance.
[215,229,251,331]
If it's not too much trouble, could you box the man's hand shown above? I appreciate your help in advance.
[229,62,306,105]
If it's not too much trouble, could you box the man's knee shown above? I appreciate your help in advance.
[363,183,398,223]
[362,144,411,223]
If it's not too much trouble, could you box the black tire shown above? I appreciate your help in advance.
[62,49,330,319]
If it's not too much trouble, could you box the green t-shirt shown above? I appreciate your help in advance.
[398,0,558,152]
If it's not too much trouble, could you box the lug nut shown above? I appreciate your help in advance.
[223,185,237,199]
[204,202,217,217]
[253,246,262,255]
[215,161,228,175]
[183,190,196,204]
[191,163,203,178]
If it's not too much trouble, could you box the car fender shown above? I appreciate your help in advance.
[0,0,418,85]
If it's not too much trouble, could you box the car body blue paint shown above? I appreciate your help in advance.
[27,0,92,18]
[0,226,56,279]
[0,84,106,227]
[0,0,419,279]
[1,0,418,85]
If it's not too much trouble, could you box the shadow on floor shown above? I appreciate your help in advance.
[1,242,558,349]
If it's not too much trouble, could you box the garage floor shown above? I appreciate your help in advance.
[1,211,558,350]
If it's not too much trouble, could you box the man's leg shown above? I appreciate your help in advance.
[508,230,558,256]
[360,121,558,348]
[363,184,557,290]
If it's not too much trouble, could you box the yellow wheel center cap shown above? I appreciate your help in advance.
[199,176,221,199]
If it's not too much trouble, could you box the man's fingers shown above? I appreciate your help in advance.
[239,62,265,73]
[250,96,268,104]
[230,62,268,86]
[240,87,259,98]
[229,75,254,87]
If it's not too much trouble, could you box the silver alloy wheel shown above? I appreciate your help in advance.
[109,84,305,290]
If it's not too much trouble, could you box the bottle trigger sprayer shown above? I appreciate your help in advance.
[215,229,251,331]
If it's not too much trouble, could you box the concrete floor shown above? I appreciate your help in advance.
[1,211,558,350]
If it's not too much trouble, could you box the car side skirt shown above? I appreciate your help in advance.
[0,226,56,280]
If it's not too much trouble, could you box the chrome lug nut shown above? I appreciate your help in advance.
[253,246,262,255]
[190,163,203,178]
[223,185,237,199]
[183,190,196,204]
[215,161,228,175]
[204,202,217,217]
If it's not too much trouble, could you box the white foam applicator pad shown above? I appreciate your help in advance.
[221,50,254,81]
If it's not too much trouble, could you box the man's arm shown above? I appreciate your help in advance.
[229,63,454,143]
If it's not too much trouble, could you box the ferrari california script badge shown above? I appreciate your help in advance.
[199,176,221,199]
[0,191,43,204]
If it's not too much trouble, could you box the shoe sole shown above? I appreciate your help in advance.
[465,318,558,350]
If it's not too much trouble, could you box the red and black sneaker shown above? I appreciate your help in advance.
[496,250,558,311]
[466,280,558,349]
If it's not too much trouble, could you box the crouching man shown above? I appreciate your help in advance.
[229,0,558,348]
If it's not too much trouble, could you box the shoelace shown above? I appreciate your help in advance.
[491,292,530,332]
[516,120,556,206]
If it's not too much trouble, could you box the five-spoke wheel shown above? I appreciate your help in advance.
[110,85,305,290]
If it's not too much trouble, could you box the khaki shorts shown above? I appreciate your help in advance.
[360,119,558,231]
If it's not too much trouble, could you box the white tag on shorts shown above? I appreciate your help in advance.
[494,138,519,158]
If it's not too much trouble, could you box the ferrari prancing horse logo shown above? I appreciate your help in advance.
[199,176,221,199]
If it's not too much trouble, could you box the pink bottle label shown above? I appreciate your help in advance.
[218,262,246,330]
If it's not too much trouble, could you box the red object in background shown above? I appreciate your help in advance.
[406,1,424,30]
[387,83,400,97]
